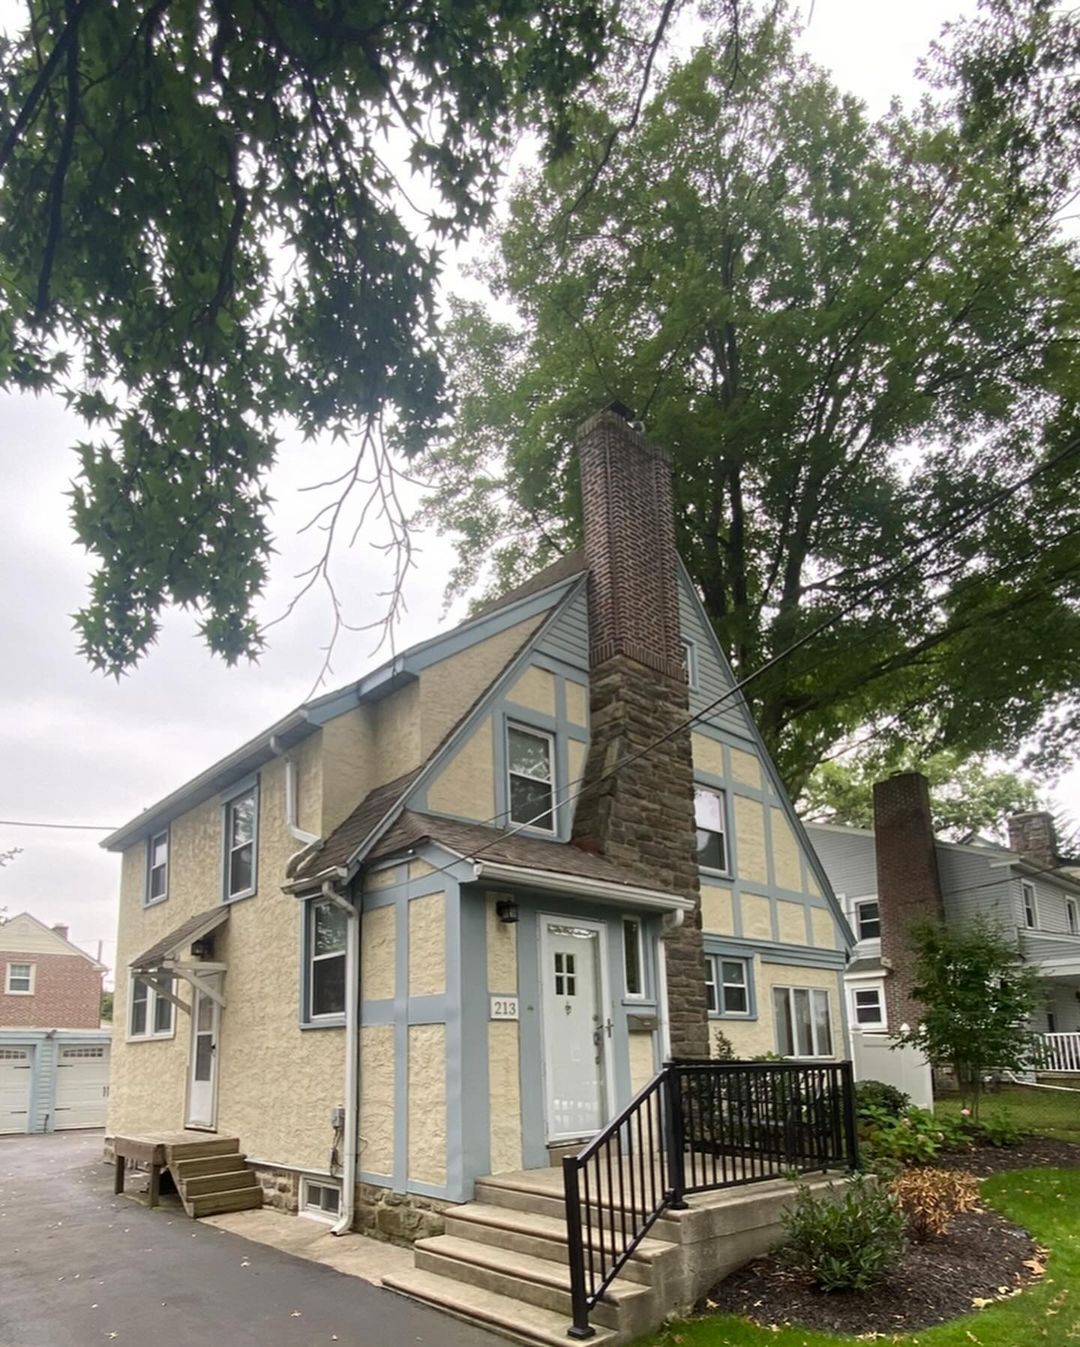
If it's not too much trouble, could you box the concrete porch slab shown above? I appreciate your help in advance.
[202,1208,414,1285]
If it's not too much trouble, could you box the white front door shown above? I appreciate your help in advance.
[186,980,220,1130]
[540,917,611,1141]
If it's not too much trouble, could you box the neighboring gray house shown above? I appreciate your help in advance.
[807,782,1080,1075]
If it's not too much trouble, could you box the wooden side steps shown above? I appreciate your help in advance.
[164,1136,263,1219]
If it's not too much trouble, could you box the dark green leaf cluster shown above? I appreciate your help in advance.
[422,0,1080,789]
[780,1174,906,1292]
[0,0,617,670]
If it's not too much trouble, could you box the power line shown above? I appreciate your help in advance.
[0,819,119,831]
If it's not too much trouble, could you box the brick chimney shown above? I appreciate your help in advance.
[873,773,946,1031]
[51,923,69,942]
[1007,811,1058,871]
[571,406,709,1059]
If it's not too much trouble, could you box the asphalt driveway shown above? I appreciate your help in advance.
[0,1131,503,1347]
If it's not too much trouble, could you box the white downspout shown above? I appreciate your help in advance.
[323,879,360,1237]
[269,736,321,865]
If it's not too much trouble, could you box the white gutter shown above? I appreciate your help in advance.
[269,736,321,868]
[470,861,695,913]
[318,880,360,1238]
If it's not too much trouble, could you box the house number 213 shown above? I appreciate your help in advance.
[489,996,519,1021]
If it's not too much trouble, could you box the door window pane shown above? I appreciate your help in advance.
[623,919,643,997]
[194,1032,213,1082]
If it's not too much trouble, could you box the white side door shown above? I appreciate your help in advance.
[540,917,612,1141]
[54,1044,111,1129]
[185,980,221,1130]
[0,1048,32,1134]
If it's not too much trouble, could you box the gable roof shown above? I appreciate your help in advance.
[473,549,586,619]
[129,906,230,972]
[0,912,107,970]
[288,770,422,881]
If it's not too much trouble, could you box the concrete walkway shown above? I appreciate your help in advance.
[0,1130,503,1347]
[203,1207,414,1285]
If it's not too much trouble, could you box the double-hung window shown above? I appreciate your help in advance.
[680,639,698,690]
[705,955,752,1016]
[694,787,728,872]
[854,899,881,941]
[307,898,348,1022]
[1022,880,1038,930]
[851,985,885,1028]
[774,986,833,1057]
[5,962,34,994]
[507,725,555,832]
[128,975,175,1040]
[224,784,258,901]
[146,829,169,905]
[1066,898,1078,936]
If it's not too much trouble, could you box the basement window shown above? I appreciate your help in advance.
[300,1177,341,1223]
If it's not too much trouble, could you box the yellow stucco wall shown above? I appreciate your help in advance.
[319,708,370,835]
[770,807,802,892]
[486,895,522,1173]
[777,900,806,945]
[734,796,769,884]
[506,665,556,717]
[108,753,344,1171]
[740,893,773,941]
[713,961,843,1060]
[701,884,735,936]
[373,682,423,784]
[419,615,544,756]
[729,748,762,789]
[408,1024,447,1184]
[408,892,446,997]
[426,717,495,821]
[361,905,396,1001]
[811,906,839,950]
[568,738,587,792]
[691,733,725,778]
[565,680,589,727]
[486,895,518,993]
[359,1025,395,1176]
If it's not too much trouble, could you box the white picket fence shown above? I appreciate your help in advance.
[1038,1032,1080,1073]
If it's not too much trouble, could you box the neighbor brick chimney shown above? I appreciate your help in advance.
[572,405,709,1059]
[1007,811,1058,871]
[51,923,69,942]
[873,772,946,1032]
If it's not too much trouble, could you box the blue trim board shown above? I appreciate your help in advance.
[703,932,846,970]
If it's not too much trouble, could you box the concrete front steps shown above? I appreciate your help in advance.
[165,1136,263,1219]
[383,1166,847,1347]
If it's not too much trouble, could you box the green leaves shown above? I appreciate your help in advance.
[0,0,619,671]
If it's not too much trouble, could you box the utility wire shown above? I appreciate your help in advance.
[0,818,119,831]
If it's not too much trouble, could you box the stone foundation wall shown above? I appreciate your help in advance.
[252,1165,299,1213]
[354,1181,453,1245]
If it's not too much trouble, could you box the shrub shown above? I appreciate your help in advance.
[856,1080,910,1120]
[968,1109,1024,1147]
[859,1107,942,1167]
[888,1167,980,1241]
[780,1176,906,1292]
[711,1026,736,1061]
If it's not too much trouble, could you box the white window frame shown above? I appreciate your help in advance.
[694,786,729,874]
[5,961,35,995]
[300,1176,341,1223]
[1066,897,1078,936]
[622,917,646,1000]
[1022,880,1038,930]
[705,954,753,1018]
[223,782,259,902]
[306,897,348,1024]
[127,974,176,1042]
[680,638,698,690]
[853,898,881,942]
[506,723,557,834]
[850,984,886,1030]
[146,828,169,906]
[774,986,834,1058]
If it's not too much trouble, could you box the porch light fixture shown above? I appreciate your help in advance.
[495,898,519,925]
[191,937,214,959]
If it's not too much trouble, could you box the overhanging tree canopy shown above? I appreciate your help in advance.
[421,0,1080,791]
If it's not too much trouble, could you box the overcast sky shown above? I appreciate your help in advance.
[2,0,1075,981]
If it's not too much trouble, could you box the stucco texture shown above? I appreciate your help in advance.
[691,733,725,779]
[408,892,446,997]
[740,893,773,941]
[565,680,589,728]
[506,665,556,717]
[770,808,803,892]
[359,1024,395,1176]
[361,905,396,1002]
[701,885,735,936]
[629,1031,657,1094]
[426,717,495,821]
[487,1021,523,1174]
[407,1024,447,1185]
[734,796,769,884]
[714,961,844,1060]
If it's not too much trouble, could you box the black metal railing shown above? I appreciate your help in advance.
[562,1059,858,1339]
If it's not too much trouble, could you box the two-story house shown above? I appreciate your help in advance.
[104,408,853,1330]
[0,912,110,1133]
[808,775,1080,1083]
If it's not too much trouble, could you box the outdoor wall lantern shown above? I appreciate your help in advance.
[496,898,519,925]
[191,937,214,959]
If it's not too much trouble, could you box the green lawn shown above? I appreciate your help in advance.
[638,1168,1080,1347]
[935,1085,1080,1144]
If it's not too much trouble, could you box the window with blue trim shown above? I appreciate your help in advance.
[146,829,169,905]
[224,784,258,901]
[507,724,556,832]
[695,787,728,872]
[705,955,752,1016]
[305,897,347,1022]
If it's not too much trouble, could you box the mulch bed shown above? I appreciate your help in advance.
[698,1136,1080,1336]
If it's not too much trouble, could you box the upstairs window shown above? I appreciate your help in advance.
[854,899,881,941]
[146,829,169,905]
[694,787,728,872]
[224,784,258,900]
[1066,898,1078,936]
[508,725,555,832]
[680,639,698,690]
[5,962,34,994]
[1022,880,1038,930]
[308,898,348,1021]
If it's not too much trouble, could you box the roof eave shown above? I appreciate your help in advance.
[471,859,696,913]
